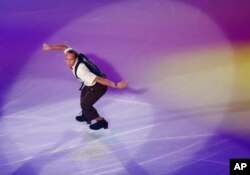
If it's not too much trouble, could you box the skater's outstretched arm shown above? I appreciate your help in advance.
[95,76,128,89]
[42,43,69,51]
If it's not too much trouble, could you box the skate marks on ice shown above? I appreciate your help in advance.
[72,125,151,175]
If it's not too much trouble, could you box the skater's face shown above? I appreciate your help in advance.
[65,53,77,69]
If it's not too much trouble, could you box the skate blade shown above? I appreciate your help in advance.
[86,127,111,136]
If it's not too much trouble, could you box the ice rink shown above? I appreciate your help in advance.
[1,0,250,174]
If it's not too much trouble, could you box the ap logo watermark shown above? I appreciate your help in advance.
[230,159,250,175]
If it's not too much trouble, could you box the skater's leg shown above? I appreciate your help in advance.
[81,83,108,129]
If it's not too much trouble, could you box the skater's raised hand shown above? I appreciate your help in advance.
[42,43,50,51]
[42,43,69,51]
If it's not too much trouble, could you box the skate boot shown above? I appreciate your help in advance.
[89,119,108,130]
[75,114,91,124]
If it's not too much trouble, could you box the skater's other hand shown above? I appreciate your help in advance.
[116,80,128,89]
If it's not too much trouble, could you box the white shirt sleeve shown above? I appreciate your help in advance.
[76,63,97,86]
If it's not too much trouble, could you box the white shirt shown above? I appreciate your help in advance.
[72,58,97,86]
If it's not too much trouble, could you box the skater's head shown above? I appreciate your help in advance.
[64,48,78,69]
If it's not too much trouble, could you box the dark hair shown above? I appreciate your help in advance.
[67,50,78,58]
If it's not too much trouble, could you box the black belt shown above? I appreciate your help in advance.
[79,74,106,91]
[79,83,84,91]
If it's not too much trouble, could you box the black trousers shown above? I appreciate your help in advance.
[80,83,108,121]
